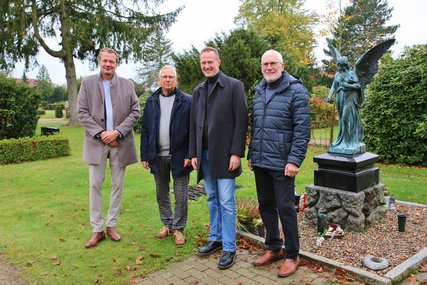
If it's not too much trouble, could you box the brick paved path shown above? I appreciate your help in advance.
[134,249,356,285]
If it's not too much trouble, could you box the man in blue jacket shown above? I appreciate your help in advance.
[248,50,311,277]
[189,47,248,269]
[140,66,192,247]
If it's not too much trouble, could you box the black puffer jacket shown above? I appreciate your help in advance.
[248,72,311,170]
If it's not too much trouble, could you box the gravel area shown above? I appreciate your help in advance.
[298,203,427,276]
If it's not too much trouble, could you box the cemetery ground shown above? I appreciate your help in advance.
[0,118,426,284]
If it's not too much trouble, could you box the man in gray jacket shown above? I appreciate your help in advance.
[248,50,310,277]
[78,47,140,248]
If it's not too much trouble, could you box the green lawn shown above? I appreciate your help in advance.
[0,122,426,284]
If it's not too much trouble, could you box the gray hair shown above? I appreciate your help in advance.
[261,49,284,64]
[158,65,177,77]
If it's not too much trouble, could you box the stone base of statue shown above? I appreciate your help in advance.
[313,152,379,193]
[303,184,387,232]
[327,143,366,155]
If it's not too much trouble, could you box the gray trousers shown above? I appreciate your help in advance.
[89,145,126,233]
[154,156,189,231]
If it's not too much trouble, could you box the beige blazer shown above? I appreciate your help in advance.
[77,73,140,167]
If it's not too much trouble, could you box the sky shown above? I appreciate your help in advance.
[11,0,427,85]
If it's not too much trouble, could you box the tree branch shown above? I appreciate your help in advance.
[31,0,65,58]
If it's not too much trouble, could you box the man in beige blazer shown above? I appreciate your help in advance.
[77,47,140,248]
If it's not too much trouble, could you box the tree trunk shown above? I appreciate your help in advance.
[63,54,78,125]
[59,0,79,125]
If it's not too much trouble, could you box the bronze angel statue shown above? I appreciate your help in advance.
[325,39,395,155]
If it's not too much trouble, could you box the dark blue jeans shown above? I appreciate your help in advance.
[253,167,299,259]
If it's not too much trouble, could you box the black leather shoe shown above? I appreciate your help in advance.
[197,241,222,256]
[218,251,236,270]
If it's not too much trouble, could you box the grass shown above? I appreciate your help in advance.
[0,122,426,284]
[39,110,58,119]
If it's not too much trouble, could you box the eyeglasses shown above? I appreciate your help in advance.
[160,75,176,79]
[261,62,279,67]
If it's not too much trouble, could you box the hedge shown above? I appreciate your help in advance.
[0,135,70,164]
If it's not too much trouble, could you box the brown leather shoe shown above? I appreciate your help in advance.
[278,256,300,278]
[173,230,185,247]
[106,227,121,241]
[155,227,172,239]
[85,231,106,248]
[252,248,284,266]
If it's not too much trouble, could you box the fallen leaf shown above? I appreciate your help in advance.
[89,264,97,268]
[149,253,161,257]
[125,265,131,271]
[131,240,137,245]
[114,269,122,276]
[407,276,417,282]
[42,272,49,276]
[58,237,66,242]
[53,260,61,266]
[175,252,182,257]
[135,256,143,265]
[49,256,57,260]
[345,248,352,253]
[420,263,427,272]
[190,281,199,285]
[317,266,324,273]
[139,245,145,251]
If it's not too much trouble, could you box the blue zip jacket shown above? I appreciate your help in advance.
[140,87,192,178]
[248,72,311,170]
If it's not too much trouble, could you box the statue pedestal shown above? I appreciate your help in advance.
[314,152,379,193]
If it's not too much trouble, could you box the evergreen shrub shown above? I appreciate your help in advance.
[362,45,427,165]
[0,135,70,164]
[0,75,41,139]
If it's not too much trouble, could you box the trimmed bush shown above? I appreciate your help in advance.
[0,135,70,164]
[362,45,427,165]
[55,105,63,118]
[0,75,41,139]
[37,109,46,115]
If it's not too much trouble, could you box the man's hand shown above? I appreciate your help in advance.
[284,163,300,177]
[107,140,119,148]
[142,161,149,169]
[191,157,198,170]
[184,159,191,168]
[100,130,119,145]
[228,154,241,171]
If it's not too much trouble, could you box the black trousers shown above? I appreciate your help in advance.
[253,167,299,259]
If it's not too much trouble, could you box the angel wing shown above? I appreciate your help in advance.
[326,44,342,61]
[355,39,395,89]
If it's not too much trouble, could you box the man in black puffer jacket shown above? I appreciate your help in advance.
[248,50,311,278]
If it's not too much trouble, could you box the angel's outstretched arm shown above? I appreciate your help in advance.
[325,82,336,103]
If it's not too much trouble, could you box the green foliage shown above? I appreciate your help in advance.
[212,29,269,111]
[326,0,398,65]
[362,44,427,165]
[236,198,263,235]
[0,75,41,139]
[55,105,63,118]
[133,91,151,133]
[172,46,205,94]
[137,29,173,91]
[0,134,70,164]
[37,109,46,115]
[0,0,182,125]
[235,0,317,66]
